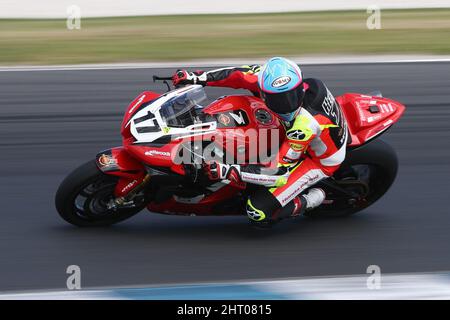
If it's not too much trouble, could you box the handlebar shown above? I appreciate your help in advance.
[152,75,173,82]
[152,75,173,92]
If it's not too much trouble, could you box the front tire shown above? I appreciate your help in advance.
[55,160,144,227]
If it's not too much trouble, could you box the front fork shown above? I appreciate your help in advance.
[108,173,152,210]
[96,147,150,207]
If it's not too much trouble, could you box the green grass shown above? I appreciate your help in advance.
[1,9,450,65]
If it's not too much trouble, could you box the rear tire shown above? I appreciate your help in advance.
[306,139,398,218]
[55,160,144,227]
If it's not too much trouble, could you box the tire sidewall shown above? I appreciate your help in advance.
[55,160,143,227]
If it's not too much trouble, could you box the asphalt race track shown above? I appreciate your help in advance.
[0,62,449,291]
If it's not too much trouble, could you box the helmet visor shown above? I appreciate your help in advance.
[261,84,305,115]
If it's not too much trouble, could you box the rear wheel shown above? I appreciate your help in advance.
[55,160,145,227]
[305,139,398,218]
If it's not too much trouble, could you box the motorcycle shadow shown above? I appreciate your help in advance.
[53,211,375,241]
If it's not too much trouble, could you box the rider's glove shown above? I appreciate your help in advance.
[172,70,207,86]
[204,161,245,188]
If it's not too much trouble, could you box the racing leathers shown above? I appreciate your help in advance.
[177,65,348,224]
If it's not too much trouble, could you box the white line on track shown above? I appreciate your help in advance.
[1,56,450,72]
[0,271,449,300]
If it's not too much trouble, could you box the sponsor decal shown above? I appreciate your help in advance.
[215,110,249,127]
[282,157,295,163]
[290,143,304,151]
[322,88,345,127]
[322,89,337,118]
[367,115,381,123]
[162,127,171,134]
[286,148,302,159]
[217,114,231,126]
[96,151,120,172]
[121,179,138,194]
[128,94,146,114]
[321,88,348,144]
[229,111,246,125]
[98,154,117,166]
[271,76,292,88]
[287,129,306,141]
[281,173,321,204]
[241,174,277,184]
[145,150,171,157]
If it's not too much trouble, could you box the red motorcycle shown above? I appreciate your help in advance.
[56,76,405,227]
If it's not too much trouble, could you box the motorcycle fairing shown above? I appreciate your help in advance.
[96,147,146,197]
[337,93,405,146]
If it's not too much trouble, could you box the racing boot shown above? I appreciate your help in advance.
[275,187,326,220]
[302,188,326,211]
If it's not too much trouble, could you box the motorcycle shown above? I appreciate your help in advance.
[55,76,405,227]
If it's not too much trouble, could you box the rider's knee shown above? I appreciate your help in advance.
[246,189,280,223]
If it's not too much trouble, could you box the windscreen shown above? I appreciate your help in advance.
[159,86,207,127]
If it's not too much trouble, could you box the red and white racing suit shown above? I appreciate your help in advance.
[197,65,348,222]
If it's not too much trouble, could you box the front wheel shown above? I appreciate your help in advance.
[55,160,145,227]
[306,139,398,218]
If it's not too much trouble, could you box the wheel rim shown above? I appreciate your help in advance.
[73,177,143,221]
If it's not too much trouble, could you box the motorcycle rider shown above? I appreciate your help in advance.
[172,57,348,226]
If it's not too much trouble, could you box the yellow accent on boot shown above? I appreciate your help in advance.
[246,199,266,221]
